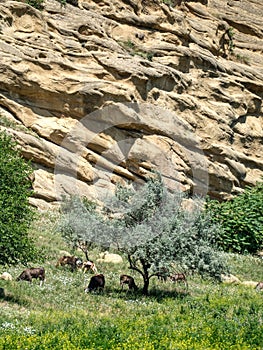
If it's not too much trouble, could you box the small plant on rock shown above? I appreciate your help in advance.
[25,0,44,10]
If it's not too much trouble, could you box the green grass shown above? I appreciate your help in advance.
[0,212,263,349]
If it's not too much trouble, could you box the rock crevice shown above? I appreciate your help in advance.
[0,0,262,209]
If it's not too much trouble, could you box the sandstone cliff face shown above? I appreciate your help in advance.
[0,0,262,209]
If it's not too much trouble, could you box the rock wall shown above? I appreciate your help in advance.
[0,0,262,209]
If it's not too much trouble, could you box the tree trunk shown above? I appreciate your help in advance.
[142,274,150,295]
[127,256,151,295]
[141,258,150,295]
[77,240,89,261]
[84,250,89,261]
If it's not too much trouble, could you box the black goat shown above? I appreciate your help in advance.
[84,274,105,293]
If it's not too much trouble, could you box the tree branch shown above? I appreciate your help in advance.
[128,255,143,277]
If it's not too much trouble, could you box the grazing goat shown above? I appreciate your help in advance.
[170,273,188,289]
[56,255,82,271]
[84,274,105,293]
[255,281,263,291]
[16,267,45,286]
[120,274,138,291]
[82,261,97,274]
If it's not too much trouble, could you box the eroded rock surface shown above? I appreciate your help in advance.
[0,0,262,209]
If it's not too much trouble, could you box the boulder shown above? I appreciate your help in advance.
[0,272,13,281]
[97,251,123,264]
[241,281,259,288]
[221,274,241,284]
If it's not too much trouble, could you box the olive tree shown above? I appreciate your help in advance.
[59,174,227,294]
[106,175,227,294]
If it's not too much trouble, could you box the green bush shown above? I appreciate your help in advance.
[205,182,263,253]
[0,131,36,264]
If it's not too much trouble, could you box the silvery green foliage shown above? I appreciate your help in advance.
[113,186,226,278]
[58,175,227,294]
[58,196,112,256]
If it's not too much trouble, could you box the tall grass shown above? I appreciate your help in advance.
[0,212,263,349]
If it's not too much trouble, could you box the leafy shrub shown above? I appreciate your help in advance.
[0,131,36,264]
[205,182,263,253]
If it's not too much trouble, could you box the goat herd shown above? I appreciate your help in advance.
[14,254,191,293]
[14,255,263,293]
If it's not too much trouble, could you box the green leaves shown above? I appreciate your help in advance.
[0,131,36,264]
[205,182,263,253]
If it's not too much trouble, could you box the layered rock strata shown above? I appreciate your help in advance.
[0,0,262,209]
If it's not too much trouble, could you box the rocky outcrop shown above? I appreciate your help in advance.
[0,272,13,281]
[0,0,262,209]
[97,251,123,264]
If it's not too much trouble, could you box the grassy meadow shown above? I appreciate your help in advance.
[0,212,263,350]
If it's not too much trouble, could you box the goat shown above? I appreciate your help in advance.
[84,274,105,293]
[82,261,97,274]
[16,267,45,286]
[170,273,188,289]
[120,274,138,292]
[255,281,263,291]
[56,255,82,271]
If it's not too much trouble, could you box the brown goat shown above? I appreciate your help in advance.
[16,267,45,286]
[170,273,188,289]
[84,274,105,293]
[82,261,97,274]
[120,274,138,291]
[56,255,82,271]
